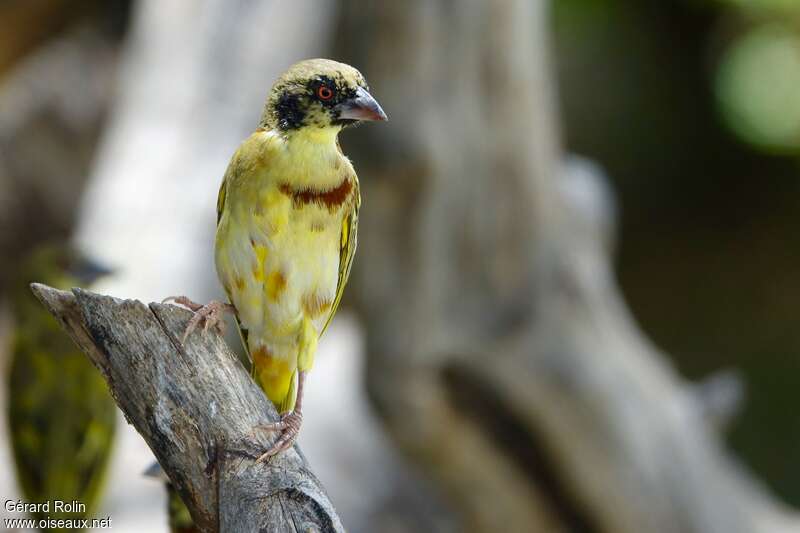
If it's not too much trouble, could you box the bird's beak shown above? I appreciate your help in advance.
[336,86,388,122]
[70,256,114,285]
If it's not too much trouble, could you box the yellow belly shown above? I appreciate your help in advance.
[218,194,343,386]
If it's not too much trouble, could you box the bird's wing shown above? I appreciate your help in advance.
[320,180,360,337]
[216,172,227,226]
[214,155,253,359]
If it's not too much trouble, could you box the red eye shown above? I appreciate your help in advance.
[317,86,334,101]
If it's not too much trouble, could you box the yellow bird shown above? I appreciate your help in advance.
[168,59,386,458]
[8,246,117,528]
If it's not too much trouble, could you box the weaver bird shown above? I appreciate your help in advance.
[165,482,197,533]
[167,59,386,459]
[7,245,117,527]
[143,462,198,533]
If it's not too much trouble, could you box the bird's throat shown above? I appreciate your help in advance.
[274,126,349,192]
[285,125,341,147]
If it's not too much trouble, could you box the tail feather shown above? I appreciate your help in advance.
[276,370,297,414]
[250,343,297,414]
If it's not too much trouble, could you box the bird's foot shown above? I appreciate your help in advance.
[162,296,235,342]
[254,410,303,462]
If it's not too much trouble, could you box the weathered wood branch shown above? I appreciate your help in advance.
[31,284,344,533]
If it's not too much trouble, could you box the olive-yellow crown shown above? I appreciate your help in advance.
[10,244,111,315]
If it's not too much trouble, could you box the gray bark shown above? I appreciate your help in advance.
[31,284,344,533]
[336,1,800,532]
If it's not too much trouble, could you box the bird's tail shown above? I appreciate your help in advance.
[250,344,297,414]
[276,371,297,414]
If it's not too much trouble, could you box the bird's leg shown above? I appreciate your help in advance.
[255,370,307,462]
[162,296,235,342]
[255,318,317,461]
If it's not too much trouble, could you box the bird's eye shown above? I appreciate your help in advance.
[317,86,335,101]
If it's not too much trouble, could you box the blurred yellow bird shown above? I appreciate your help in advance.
[169,59,386,458]
[8,245,117,528]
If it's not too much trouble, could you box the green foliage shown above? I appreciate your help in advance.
[716,25,800,153]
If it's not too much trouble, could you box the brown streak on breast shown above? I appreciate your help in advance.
[279,177,353,210]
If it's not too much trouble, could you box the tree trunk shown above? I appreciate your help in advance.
[0,22,118,294]
[335,1,800,532]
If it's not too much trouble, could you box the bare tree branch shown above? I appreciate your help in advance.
[30,284,344,533]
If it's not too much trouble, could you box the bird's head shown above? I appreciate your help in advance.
[10,244,113,314]
[261,58,387,133]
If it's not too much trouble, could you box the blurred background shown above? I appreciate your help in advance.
[0,1,798,532]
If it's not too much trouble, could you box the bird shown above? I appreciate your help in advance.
[143,462,199,533]
[165,481,198,533]
[6,244,117,527]
[167,58,386,459]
